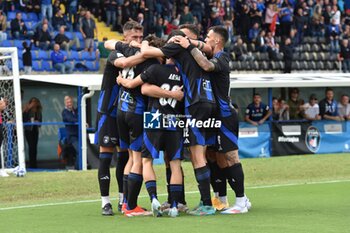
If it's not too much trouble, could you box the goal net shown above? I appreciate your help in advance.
[0,47,25,176]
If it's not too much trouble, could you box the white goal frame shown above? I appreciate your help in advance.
[0,47,25,173]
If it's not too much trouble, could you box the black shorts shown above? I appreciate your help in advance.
[117,110,143,152]
[142,129,184,160]
[94,112,119,147]
[216,109,239,153]
[184,102,217,146]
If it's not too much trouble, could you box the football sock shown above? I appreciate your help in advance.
[169,184,183,208]
[145,180,157,201]
[166,167,171,203]
[123,175,128,203]
[207,161,219,194]
[180,166,186,205]
[127,172,143,210]
[101,196,110,208]
[118,193,123,205]
[194,166,212,206]
[219,196,228,204]
[217,167,227,197]
[116,151,129,193]
[98,153,112,197]
[224,163,245,198]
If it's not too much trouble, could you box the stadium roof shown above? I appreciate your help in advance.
[229,73,350,88]
[20,73,350,90]
[21,74,103,90]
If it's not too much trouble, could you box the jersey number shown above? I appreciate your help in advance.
[122,67,135,80]
[159,84,179,108]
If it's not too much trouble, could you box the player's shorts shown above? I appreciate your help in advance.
[142,129,184,161]
[216,108,239,153]
[117,110,143,152]
[94,112,119,147]
[184,101,217,147]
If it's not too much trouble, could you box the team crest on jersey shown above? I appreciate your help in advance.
[305,126,321,153]
[103,136,110,144]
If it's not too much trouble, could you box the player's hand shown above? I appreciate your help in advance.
[174,36,190,49]
[140,40,150,54]
[130,40,141,48]
[258,120,265,125]
[116,72,123,85]
[251,121,259,126]
[171,85,184,101]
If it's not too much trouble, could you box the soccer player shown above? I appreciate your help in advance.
[107,35,163,217]
[95,21,144,216]
[173,26,252,214]
[141,24,217,216]
[117,31,186,217]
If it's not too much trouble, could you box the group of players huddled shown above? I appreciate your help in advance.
[95,20,251,217]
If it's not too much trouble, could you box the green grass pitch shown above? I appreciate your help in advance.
[0,153,349,233]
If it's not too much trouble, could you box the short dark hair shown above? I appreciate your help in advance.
[144,35,166,48]
[210,26,229,44]
[254,93,261,97]
[123,21,143,32]
[325,87,333,93]
[167,29,186,42]
[179,24,200,38]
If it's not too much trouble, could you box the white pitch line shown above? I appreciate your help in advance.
[1,179,349,211]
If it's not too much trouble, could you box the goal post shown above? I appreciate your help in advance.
[0,47,25,174]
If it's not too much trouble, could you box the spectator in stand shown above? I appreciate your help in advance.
[32,18,54,34]
[80,10,97,52]
[34,23,52,50]
[25,0,41,17]
[341,25,350,39]
[249,1,263,26]
[22,41,33,75]
[11,12,31,39]
[105,0,117,28]
[264,3,278,32]
[53,9,68,31]
[287,88,304,120]
[238,3,251,42]
[54,26,80,52]
[311,4,325,39]
[53,0,65,16]
[41,0,53,23]
[245,93,272,126]
[256,29,268,52]
[0,10,7,41]
[272,97,290,121]
[281,37,293,73]
[327,19,341,55]
[209,8,222,27]
[62,95,79,169]
[279,3,294,38]
[248,22,260,43]
[302,94,321,121]
[190,0,203,23]
[294,7,308,45]
[23,97,42,169]
[233,38,254,61]
[338,94,350,120]
[154,17,166,39]
[179,5,194,25]
[331,5,341,26]
[338,39,350,73]
[137,12,148,37]
[51,43,73,74]
[67,0,78,24]
[319,87,343,121]
[266,31,279,60]
[163,18,178,36]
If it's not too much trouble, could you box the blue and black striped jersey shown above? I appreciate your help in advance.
[160,43,215,108]
[115,42,159,115]
[97,50,124,117]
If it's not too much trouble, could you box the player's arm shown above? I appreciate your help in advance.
[173,36,215,71]
[114,52,145,68]
[141,83,184,101]
[259,110,272,124]
[104,39,123,50]
[141,40,165,58]
[117,73,144,89]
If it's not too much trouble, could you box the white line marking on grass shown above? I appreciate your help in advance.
[1,179,349,211]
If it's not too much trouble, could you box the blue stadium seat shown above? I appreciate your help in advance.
[42,60,54,71]
[38,50,50,60]
[68,51,80,60]
[27,13,38,22]
[81,51,96,61]
[21,13,28,22]
[1,40,13,47]
[65,32,74,40]
[14,40,24,49]
[7,12,17,21]
[24,21,34,30]
[85,61,99,71]
[32,61,42,71]
[31,50,39,60]
[74,32,84,40]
